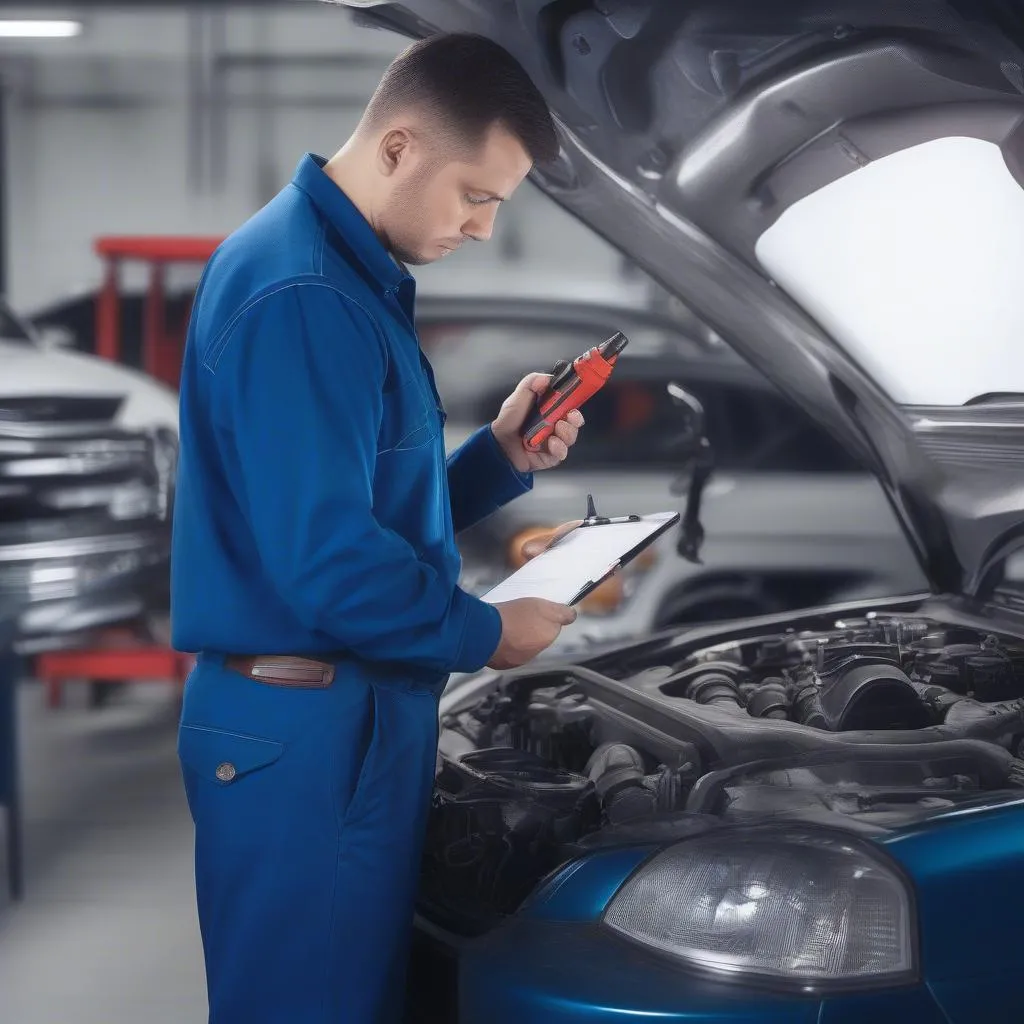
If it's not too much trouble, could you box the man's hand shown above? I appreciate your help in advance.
[487,597,577,670]
[491,373,585,474]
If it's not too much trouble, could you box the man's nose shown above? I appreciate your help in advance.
[463,206,498,243]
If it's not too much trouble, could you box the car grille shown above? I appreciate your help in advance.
[0,398,175,649]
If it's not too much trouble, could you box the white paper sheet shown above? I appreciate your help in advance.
[480,512,679,605]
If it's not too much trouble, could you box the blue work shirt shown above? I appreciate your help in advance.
[170,153,532,678]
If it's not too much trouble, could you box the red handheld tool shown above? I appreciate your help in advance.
[521,331,629,452]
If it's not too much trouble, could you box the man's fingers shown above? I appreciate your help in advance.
[538,601,577,625]
[521,372,552,396]
[557,604,578,625]
[567,410,585,428]
[546,437,569,461]
[498,374,550,416]
[554,418,579,448]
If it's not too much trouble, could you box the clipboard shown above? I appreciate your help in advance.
[479,495,681,607]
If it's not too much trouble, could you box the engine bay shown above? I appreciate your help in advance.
[421,607,1024,934]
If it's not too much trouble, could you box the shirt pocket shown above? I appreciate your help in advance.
[378,377,440,454]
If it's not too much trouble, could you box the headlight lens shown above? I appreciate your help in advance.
[603,827,915,989]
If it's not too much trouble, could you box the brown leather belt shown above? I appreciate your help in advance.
[223,655,335,688]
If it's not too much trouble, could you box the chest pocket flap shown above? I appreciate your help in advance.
[379,357,440,453]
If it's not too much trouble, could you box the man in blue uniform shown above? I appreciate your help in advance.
[171,32,586,1024]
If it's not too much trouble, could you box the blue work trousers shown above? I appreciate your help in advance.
[177,654,441,1023]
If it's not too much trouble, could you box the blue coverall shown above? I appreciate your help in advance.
[170,153,533,1023]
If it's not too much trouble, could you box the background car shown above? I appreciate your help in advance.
[34,287,928,655]
[0,298,177,665]
[418,296,926,654]
[3,296,179,434]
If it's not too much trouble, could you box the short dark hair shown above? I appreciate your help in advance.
[362,32,559,165]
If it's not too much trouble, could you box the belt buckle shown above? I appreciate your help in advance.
[248,656,334,688]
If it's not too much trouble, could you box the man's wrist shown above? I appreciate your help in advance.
[454,590,504,673]
[489,421,530,474]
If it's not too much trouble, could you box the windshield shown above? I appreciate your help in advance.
[755,136,1023,408]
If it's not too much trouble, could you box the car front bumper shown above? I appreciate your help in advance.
[456,916,948,1024]
[0,518,169,653]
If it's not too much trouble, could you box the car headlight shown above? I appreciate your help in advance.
[602,826,916,991]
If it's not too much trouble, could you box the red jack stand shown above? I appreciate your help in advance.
[34,629,194,709]
[94,235,223,388]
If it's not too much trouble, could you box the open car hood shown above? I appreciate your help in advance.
[341,0,1024,600]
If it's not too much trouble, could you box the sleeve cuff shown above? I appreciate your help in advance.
[451,588,503,674]
[484,424,533,496]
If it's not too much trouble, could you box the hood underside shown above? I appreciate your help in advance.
[343,0,1024,599]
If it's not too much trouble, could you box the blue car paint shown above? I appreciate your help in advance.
[879,798,1024,1023]
[520,846,658,922]
[458,801,1024,1023]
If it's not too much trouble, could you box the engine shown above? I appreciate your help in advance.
[421,610,1024,934]
[639,614,1024,732]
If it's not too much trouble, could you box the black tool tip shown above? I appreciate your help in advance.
[600,332,629,359]
[586,493,598,520]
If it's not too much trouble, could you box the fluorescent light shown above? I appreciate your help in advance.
[0,20,83,39]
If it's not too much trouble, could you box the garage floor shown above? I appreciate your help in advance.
[0,679,451,1024]
[0,680,207,1024]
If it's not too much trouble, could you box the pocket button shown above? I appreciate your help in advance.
[215,762,237,783]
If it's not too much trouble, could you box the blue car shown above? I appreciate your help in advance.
[341,2,1024,1021]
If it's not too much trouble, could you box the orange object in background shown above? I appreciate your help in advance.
[94,235,223,389]
[615,381,657,433]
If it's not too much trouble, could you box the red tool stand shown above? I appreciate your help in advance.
[95,235,223,388]
[34,237,222,706]
[35,631,196,710]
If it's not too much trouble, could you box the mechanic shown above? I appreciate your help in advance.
[169,32,585,1024]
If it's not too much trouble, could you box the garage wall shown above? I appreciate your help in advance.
[3,4,635,316]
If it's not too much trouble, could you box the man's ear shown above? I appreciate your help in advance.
[379,128,412,177]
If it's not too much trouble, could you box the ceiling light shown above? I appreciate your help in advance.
[0,20,83,39]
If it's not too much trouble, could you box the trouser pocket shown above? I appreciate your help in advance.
[176,710,375,1023]
[178,724,284,788]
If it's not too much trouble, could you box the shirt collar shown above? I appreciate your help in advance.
[291,153,410,296]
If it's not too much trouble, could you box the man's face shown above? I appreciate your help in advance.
[381,123,533,266]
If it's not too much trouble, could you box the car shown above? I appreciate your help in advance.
[0,300,177,656]
[417,296,926,655]
[2,295,179,433]
[341,2,1024,1023]
[0,394,176,657]
[34,289,928,654]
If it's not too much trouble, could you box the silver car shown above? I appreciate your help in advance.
[416,296,926,658]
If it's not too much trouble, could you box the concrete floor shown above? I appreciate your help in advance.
[0,679,452,1024]
[0,680,208,1024]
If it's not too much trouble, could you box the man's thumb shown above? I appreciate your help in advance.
[546,602,577,625]
[520,372,553,398]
